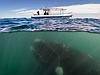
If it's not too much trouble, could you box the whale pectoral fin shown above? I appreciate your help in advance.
[55,66,64,75]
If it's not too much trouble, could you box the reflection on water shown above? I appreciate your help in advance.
[0,32,100,75]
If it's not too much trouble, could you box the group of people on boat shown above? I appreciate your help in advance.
[37,11,49,15]
[36,8,50,15]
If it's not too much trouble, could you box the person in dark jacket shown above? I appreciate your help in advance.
[37,11,40,15]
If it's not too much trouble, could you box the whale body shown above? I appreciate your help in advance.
[33,39,100,75]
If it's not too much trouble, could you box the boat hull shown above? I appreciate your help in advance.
[31,14,72,19]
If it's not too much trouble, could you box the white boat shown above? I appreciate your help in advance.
[31,8,72,19]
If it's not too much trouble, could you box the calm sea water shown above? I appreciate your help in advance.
[0,32,100,75]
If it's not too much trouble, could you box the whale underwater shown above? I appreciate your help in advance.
[32,39,100,75]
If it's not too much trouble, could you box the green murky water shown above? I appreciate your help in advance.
[0,32,100,75]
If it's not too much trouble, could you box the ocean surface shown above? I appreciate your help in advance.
[0,18,100,75]
[0,18,100,32]
[0,32,100,75]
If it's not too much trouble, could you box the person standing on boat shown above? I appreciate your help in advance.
[37,11,40,15]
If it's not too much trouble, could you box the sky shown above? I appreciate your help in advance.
[0,0,100,18]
